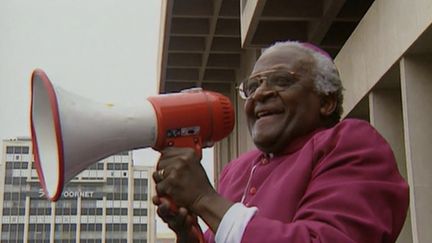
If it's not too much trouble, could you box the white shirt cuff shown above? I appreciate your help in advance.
[215,203,258,243]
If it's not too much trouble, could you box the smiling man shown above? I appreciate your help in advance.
[153,41,409,243]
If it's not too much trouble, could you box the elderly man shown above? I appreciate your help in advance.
[153,41,409,243]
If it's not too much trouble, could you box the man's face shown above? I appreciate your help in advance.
[244,46,324,154]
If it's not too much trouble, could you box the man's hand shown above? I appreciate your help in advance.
[153,147,216,211]
[153,147,234,234]
[152,196,201,243]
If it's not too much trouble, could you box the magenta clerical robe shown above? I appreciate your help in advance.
[205,119,409,243]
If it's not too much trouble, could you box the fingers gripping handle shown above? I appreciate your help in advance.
[160,136,205,242]
[163,197,206,243]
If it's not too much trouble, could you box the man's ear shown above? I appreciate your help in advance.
[320,93,337,117]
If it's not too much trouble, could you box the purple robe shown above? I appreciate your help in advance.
[205,119,409,242]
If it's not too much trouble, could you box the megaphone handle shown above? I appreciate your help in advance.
[161,136,206,242]
[161,196,205,243]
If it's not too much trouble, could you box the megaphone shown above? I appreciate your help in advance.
[30,69,235,202]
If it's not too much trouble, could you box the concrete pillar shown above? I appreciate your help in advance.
[400,55,432,243]
[369,87,413,243]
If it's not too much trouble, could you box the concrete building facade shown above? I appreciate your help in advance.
[0,137,156,243]
[157,0,432,242]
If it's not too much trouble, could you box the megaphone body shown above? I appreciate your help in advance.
[30,69,235,202]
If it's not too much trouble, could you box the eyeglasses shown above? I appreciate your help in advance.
[238,70,298,99]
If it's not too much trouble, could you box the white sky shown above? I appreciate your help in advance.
[0,0,214,235]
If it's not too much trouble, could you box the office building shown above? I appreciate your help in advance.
[0,137,156,243]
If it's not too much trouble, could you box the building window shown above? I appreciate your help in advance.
[6,146,14,154]
[106,208,128,215]
[107,163,129,170]
[28,224,51,241]
[14,146,22,154]
[133,209,148,216]
[133,224,147,232]
[5,146,29,154]
[23,146,29,154]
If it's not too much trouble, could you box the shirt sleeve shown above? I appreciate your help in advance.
[240,120,409,243]
[214,203,258,243]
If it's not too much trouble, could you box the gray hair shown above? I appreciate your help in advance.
[262,41,344,122]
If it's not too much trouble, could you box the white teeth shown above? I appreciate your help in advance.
[257,111,270,118]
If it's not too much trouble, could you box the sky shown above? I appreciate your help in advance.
[0,0,213,235]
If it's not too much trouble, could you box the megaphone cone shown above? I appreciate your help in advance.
[30,69,235,202]
[30,69,158,201]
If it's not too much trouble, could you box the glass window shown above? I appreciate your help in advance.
[6,146,14,154]
[133,240,147,243]
[133,209,148,216]
[133,193,148,201]
[133,224,147,231]
[107,163,115,170]
[4,177,12,184]
[5,162,13,169]
[22,146,30,154]
[13,162,23,169]
[3,208,10,215]
[14,146,22,154]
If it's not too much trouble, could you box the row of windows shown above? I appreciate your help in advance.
[3,210,149,217]
[80,224,102,231]
[134,193,148,201]
[30,207,52,215]
[107,163,129,170]
[1,224,25,232]
[5,161,29,169]
[134,179,148,188]
[106,240,127,243]
[55,224,77,231]
[1,223,147,232]
[133,224,147,231]
[3,193,147,204]
[3,207,26,215]
[81,239,103,243]
[81,208,103,215]
[107,178,128,185]
[6,146,29,154]
[87,163,105,170]
[1,227,146,242]
[106,208,128,215]
[1,208,149,217]
[4,194,147,206]
[55,208,77,215]
[28,232,50,240]
[133,209,148,216]
[3,192,27,200]
[107,193,129,200]
[3,170,147,188]
[1,232,24,241]
[4,177,27,185]
[106,224,127,231]
[29,223,51,231]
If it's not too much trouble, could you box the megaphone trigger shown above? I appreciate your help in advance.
[165,136,203,158]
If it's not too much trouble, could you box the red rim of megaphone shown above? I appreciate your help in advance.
[30,69,65,201]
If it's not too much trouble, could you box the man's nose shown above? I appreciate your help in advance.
[251,81,277,101]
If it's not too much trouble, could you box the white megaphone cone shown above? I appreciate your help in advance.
[30,69,157,201]
[30,69,235,202]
